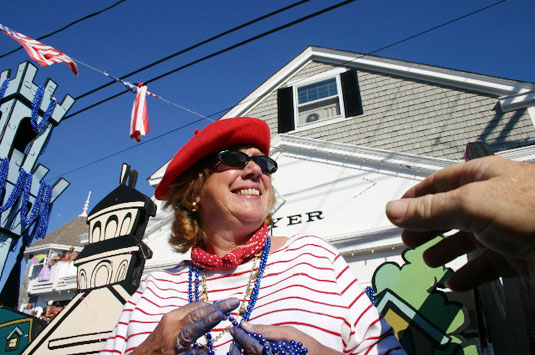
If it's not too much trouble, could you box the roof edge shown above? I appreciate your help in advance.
[223,45,535,119]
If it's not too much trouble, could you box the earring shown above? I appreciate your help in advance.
[191,201,198,212]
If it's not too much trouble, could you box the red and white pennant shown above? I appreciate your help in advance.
[0,24,78,75]
[130,83,150,142]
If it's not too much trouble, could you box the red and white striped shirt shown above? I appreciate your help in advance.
[101,235,405,354]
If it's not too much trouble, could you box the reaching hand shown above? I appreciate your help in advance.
[385,156,535,291]
[228,322,343,355]
[131,298,240,355]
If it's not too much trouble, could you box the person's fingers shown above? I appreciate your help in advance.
[180,309,227,344]
[227,342,242,355]
[213,298,241,314]
[401,230,448,249]
[181,298,239,326]
[179,298,240,345]
[386,189,470,232]
[445,249,517,292]
[400,156,504,199]
[422,231,477,268]
[182,349,207,355]
[229,326,264,355]
[239,322,288,342]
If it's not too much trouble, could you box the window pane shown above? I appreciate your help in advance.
[297,97,340,127]
[298,78,338,104]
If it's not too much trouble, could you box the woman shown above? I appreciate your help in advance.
[102,117,404,354]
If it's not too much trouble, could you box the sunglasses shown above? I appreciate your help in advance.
[215,150,278,174]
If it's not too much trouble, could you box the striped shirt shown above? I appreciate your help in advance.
[101,234,405,354]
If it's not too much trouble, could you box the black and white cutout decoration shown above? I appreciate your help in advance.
[23,164,156,354]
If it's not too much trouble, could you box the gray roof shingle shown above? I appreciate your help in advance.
[30,216,87,248]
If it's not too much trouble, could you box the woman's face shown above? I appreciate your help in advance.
[197,145,273,232]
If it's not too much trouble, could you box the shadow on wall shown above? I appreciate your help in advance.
[478,107,535,151]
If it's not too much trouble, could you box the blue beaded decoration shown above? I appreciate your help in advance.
[0,78,10,104]
[365,285,376,305]
[0,161,52,245]
[0,167,27,214]
[20,179,52,243]
[30,85,56,132]
[187,236,271,354]
[250,333,308,355]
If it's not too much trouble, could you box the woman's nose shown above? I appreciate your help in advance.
[242,159,263,178]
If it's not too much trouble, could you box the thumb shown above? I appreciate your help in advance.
[386,192,465,231]
[240,322,286,342]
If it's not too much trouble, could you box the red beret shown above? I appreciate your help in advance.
[155,117,271,200]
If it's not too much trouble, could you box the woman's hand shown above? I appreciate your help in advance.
[131,298,239,355]
[228,322,344,355]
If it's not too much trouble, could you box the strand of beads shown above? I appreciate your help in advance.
[20,181,52,245]
[0,158,9,200]
[0,78,10,103]
[186,264,201,351]
[30,85,56,132]
[0,169,29,213]
[240,235,270,322]
[31,184,52,242]
[226,237,271,355]
[365,286,376,304]
[186,236,271,355]
[250,333,308,355]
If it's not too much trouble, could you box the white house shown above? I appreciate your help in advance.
[144,46,535,353]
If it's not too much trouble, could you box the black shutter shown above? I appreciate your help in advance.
[341,70,363,117]
[277,87,295,133]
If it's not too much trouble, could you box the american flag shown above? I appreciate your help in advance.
[130,84,150,142]
[0,24,78,75]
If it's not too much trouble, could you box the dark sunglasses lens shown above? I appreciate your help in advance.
[219,150,248,167]
[253,156,278,174]
[218,150,277,174]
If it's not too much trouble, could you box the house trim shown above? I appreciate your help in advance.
[272,134,457,176]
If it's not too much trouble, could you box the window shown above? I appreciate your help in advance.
[297,78,341,127]
[8,336,19,349]
[277,69,363,133]
[6,327,22,351]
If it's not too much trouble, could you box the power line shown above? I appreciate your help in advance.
[45,117,206,183]
[74,0,311,101]
[366,0,506,56]
[72,57,214,121]
[213,0,508,117]
[63,0,357,120]
[50,0,506,180]
[0,0,125,59]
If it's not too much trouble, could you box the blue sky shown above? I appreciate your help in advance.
[1,0,534,233]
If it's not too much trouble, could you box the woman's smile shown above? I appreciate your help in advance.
[232,187,261,197]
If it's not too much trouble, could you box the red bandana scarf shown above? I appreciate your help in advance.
[191,223,268,270]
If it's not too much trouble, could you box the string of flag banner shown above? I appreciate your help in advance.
[0,24,79,75]
[0,23,211,142]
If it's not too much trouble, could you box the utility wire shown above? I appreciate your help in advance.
[50,0,505,180]
[210,0,508,118]
[0,0,125,59]
[366,0,506,56]
[63,0,356,120]
[74,0,311,101]
[61,0,313,122]
[45,118,205,182]
[72,57,214,121]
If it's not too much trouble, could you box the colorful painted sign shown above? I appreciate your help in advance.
[372,237,477,354]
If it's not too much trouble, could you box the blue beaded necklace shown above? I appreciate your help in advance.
[30,85,56,132]
[188,236,271,354]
